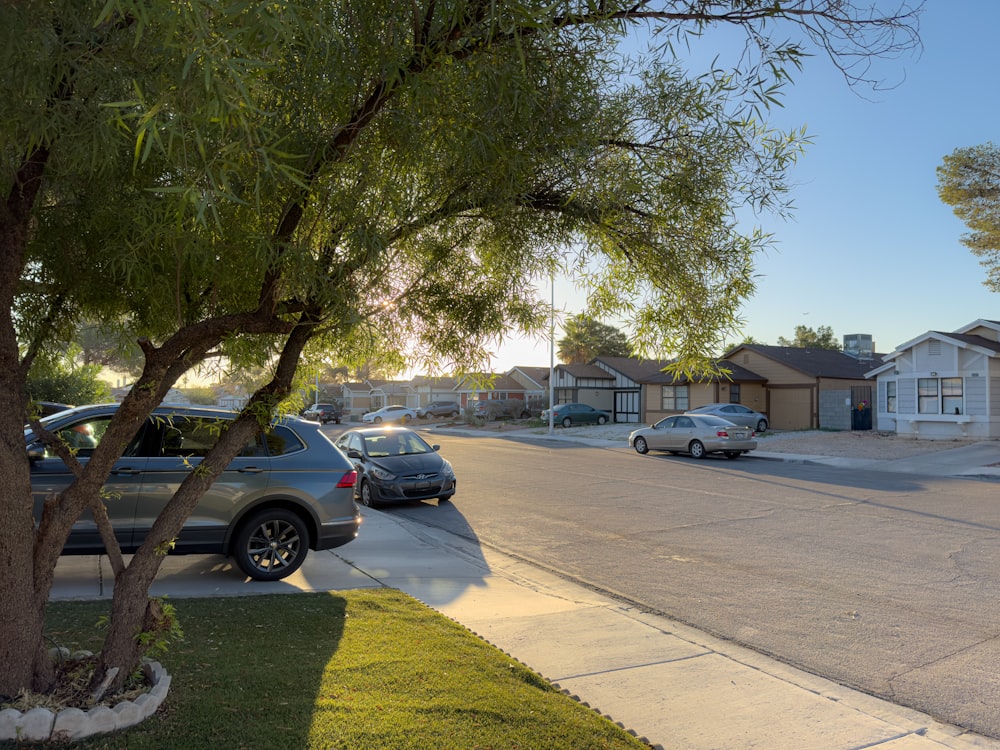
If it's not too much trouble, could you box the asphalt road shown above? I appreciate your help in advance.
[381,430,1000,739]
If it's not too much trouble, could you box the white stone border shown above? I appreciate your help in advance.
[0,660,170,743]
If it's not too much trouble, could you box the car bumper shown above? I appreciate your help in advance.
[370,475,457,503]
[315,510,363,550]
[705,439,758,453]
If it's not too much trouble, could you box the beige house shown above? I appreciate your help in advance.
[724,344,881,431]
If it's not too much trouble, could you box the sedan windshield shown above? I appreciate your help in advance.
[364,431,432,457]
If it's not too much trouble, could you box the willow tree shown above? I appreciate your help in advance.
[0,1,920,699]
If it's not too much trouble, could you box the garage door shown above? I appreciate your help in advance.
[768,388,813,431]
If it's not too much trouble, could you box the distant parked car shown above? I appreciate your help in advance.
[335,426,456,507]
[540,402,611,428]
[302,402,343,424]
[416,400,461,419]
[362,404,417,424]
[471,399,531,421]
[629,414,757,459]
[687,403,768,432]
[26,404,362,580]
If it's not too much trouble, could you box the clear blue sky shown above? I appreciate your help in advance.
[490,2,999,370]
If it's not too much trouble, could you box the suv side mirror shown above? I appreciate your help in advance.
[26,442,45,461]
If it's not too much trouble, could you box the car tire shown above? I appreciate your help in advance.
[233,508,309,581]
[597,415,607,425]
[724,451,741,459]
[360,480,379,508]
[450,410,459,418]
[689,440,706,459]
[634,436,649,454]
[401,414,410,423]
[374,416,382,424]
[562,417,572,428]
[756,419,768,433]
[438,494,453,503]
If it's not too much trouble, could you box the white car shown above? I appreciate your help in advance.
[362,405,418,424]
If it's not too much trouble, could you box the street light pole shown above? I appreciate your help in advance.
[549,274,555,435]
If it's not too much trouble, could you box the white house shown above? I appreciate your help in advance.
[866,319,1000,439]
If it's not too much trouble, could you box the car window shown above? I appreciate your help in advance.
[156,416,278,459]
[655,417,675,429]
[365,434,399,457]
[263,426,304,456]
[675,417,695,428]
[51,417,112,457]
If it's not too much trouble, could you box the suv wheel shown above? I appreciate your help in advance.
[233,508,309,581]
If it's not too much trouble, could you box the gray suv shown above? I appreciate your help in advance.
[27,404,362,580]
[416,400,461,419]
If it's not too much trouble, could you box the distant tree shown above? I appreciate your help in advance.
[76,321,145,376]
[937,142,1000,292]
[777,325,841,350]
[182,386,218,406]
[558,315,632,364]
[26,359,111,406]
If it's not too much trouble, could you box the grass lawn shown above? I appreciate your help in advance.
[23,589,650,749]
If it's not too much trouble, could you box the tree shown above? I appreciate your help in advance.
[558,314,632,364]
[777,325,842,349]
[26,358,112,407]
[937,142,1000,292]
[1,1,920,702]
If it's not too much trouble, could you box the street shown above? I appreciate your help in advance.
[379,429,1000,739]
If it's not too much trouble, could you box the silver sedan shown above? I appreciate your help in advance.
[628,414,758,459]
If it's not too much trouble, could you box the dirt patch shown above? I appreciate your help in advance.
[755,430,980,460]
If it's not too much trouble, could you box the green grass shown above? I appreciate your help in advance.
[19,590,649,749]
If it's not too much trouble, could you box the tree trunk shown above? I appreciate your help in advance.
[93,322,315,691]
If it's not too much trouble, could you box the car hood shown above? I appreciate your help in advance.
[370,453,444,474]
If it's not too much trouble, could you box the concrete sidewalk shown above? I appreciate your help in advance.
[51,502,1000,750]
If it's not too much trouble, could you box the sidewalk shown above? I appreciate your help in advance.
[51,510,1000,750]
[48,435,1000,749]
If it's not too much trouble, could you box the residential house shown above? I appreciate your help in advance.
[866,319,1000,439]
[410,375,460,408]
[459,372,532,405]
[638,360,768,425]
[549,362,617,415]
[724,343,882,431]
[507,366,550,401]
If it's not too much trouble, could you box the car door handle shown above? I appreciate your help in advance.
[111,467,142,475]
[237,466,264,474]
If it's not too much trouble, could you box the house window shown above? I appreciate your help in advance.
[886,381,896,413]
[942,377,963,415]
[917,379,938,414]
[729,384,741,404]
[661,385,689,411]
[917,377,964,415]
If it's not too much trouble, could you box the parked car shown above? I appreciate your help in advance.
[26,404,362,580]
[416,400,461,419]
[628,413,757,459]
[302,402,343,424]
[471,399,531,421]
[687,403,768,432]
[362,404,418,424]
[540,402,611,428]
[335,427,456,507]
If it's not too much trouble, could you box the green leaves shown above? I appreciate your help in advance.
[938,143,1000,293]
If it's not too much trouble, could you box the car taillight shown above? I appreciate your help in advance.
[336,470,358,488]
[717,430,729,438]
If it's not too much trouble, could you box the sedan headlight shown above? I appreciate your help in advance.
[370,466,397,481]
[440,460,455,480]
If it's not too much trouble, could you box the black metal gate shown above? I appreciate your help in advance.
[851,385,872,431]
[614,391,640,423]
